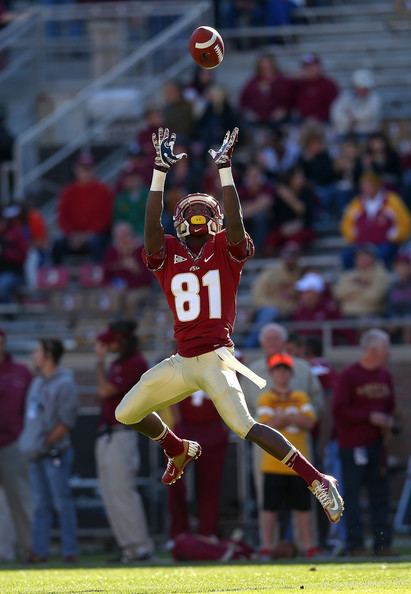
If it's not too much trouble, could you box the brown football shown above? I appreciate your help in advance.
[189,26,224,70]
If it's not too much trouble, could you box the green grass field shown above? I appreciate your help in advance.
[1,560,411,594]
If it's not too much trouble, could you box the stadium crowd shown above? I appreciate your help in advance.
[2,53,411,344]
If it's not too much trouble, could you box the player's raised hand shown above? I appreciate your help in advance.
[208,127,239,169]
[152,127,187,172]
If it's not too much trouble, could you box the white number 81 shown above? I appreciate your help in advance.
[171,270,222,322]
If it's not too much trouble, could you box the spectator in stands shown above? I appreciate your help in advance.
[257,127,300,181]
[333,329,395,556]
[239,54,294,126]
[266,166,315,253]
[340,171,411,268]
[168,389,229,544]
[298,123,337,219]
[195,85,240,160]
[294,53,338,123]
[243,242,301,348]
[257,353,317,559]
[363,132,402,189]
[333,135,363,215]
[334,244,390,318]
[162,81,194,141]
[113,166,148,238]
[0,328,32,561]
[95,321,153,563]
[19,339,78,563]
[292,272,341,337]
[52,153,113,265]
[0,205,29,302]
[331,69,382,139]
[237,162,274,254]
[387,251,411,317]
[102,222,152,318]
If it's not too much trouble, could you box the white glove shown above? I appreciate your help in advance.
[208,127,239,169]
[152,127,187,172]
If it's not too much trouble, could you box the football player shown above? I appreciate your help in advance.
[115,127,344,523]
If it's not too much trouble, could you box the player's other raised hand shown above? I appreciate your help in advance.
[208,127,239,169]
[152,127,187,172]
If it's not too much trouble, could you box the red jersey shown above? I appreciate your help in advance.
[144,230,254,357]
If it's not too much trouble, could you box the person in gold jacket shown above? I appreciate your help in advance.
[340,171,411,268]
[334,244,390,318]
[257,354,317,558]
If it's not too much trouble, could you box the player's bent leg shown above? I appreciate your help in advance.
[115,356,201,486]
[115,356,194,425]
[245,423,344,523]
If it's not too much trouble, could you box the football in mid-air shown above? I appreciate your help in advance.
[189,26,224,69]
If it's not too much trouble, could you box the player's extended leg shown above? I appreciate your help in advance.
[200,355,344,523]
[115,355,201,485]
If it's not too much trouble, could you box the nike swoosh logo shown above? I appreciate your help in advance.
[328,488,340,512]
[193,228,202,233]
[169,467,175,477]
[204,253,214,263]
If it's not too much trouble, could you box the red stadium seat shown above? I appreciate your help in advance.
[37,266,69,290]
[79,264,104,288]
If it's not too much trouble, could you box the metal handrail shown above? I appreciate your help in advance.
[14,1,211,196]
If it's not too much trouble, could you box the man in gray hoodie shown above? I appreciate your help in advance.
[19,339,78,562]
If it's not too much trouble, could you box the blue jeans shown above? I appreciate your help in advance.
[339,441,391,553]
[29,448,78,558]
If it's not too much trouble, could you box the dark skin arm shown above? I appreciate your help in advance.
[209,127,245,244]
[144,127,187,255]
[144,189,165,255]
[222,184,246,244]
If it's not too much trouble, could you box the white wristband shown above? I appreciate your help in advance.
[219,166,234,187]
[150,169,167,192]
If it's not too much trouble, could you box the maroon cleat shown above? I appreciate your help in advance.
[162,439,201,485]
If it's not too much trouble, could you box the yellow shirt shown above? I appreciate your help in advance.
[257,389,316,475]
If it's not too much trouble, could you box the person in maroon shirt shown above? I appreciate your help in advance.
[102,222,152,317]
[52,153,113,265]
[168,390,229,542]
[332,329,395,556]
[0,328,32,560]
[95,320,153,563]
[239,54,294,126]
[294,54,339,123]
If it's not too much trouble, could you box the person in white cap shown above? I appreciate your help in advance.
[331,69,382,137]
[292,272,341,336]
